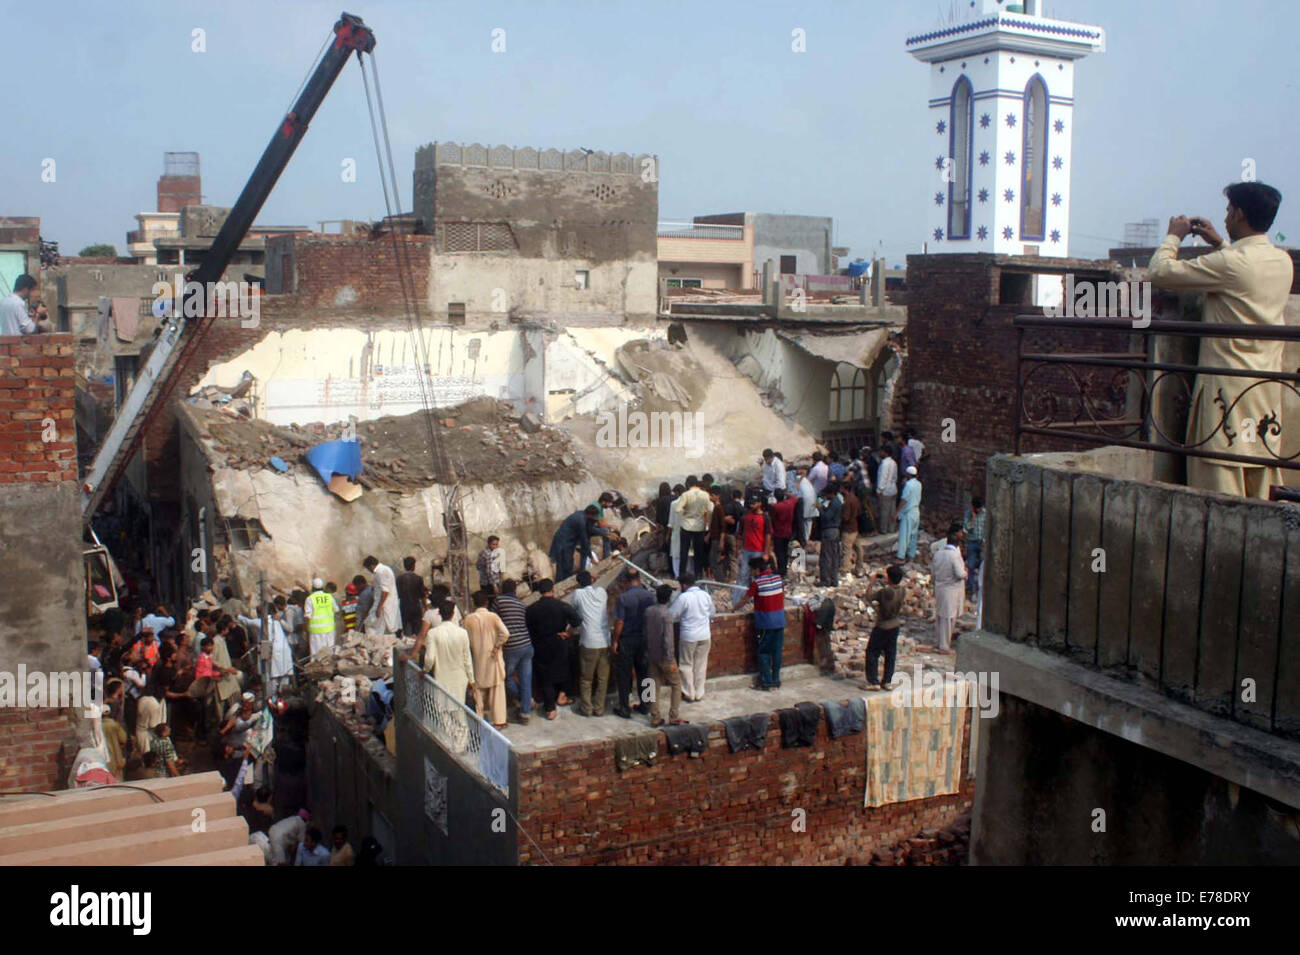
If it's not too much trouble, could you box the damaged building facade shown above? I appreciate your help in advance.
[121,142,821,605]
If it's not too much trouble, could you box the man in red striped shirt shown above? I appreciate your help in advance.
[734,556,787,691]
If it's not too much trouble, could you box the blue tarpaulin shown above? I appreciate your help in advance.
[305,440,362,485]
[847,261,871,278]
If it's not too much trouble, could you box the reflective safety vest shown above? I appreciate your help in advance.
[307,590,336,635]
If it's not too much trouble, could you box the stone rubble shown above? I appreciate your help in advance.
[787,530,977,681]
[305,629,416,703]
[865,813,971,865]
[187,396,582,487]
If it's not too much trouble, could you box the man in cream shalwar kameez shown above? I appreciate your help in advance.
[931,526,968,653]
[423,604,476,751]
[1147,185,1294,499]
[463,596,509,728]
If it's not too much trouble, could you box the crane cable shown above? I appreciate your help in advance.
[353,52,556,865]
[358,52,471,608]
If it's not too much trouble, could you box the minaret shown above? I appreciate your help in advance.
[907,0,1104,258]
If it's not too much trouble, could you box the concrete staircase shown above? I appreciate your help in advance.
[0,772,263,866]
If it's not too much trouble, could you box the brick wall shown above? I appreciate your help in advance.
[897,254,1131,517]
[516,709,973,865]
[0,709,80,793]
[707,607,810,676]
[264,233,433,307]
[0,333,84,788]
[0,334,77,485]
[0,217,40,244]
[142,235,434,500]
[157,175,201,215]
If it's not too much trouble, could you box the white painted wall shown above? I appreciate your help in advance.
[925,50,1080,256]
[195,327,536,425]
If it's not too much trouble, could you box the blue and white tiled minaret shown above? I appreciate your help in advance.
[908,0,1104,258]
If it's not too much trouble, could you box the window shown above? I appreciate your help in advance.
[665,278,702,288]
[448,302,466,325]
[779,255,797,275]
[439,221,516,253]
[574,270,589,290]
[948,76,974,239]
[828,365,867,423]
[1021,75,1049,241]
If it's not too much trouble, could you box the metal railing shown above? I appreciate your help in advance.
[1014,315,1300,471]
[657,221,745,240]
[402,660,511,796]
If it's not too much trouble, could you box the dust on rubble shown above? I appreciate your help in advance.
[785,530,978,685]
[186,396,584,487]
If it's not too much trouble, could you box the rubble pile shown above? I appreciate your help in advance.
[867,813,971,866]
[315,673,374,710]
[303,630,415,689]
[188,396,583,487]
[786,531,977,680]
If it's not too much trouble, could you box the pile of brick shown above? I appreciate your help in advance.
[866,813,971,865]
[187,396,582,487]
[785,533,977,679]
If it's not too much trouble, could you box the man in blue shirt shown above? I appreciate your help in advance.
[295,826,331,866]
[896,466,922,561]
[612,568,656,718]
[549,505,599,582]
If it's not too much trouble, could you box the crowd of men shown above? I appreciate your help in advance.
[409,557,799,726]
[77,435,986,858]
[437,439,991,723]
[83,575,399,865]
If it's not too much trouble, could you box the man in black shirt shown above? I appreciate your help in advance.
[523,578,582,719]
[395,556,425,637]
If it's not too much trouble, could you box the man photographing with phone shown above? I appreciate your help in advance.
[1146,182,1293,499]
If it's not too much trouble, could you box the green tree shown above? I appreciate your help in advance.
[78,243,117,258]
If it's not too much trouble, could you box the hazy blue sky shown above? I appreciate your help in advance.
[10,0,1298,267]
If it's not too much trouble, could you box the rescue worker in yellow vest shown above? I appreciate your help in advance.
[305,577,337,658]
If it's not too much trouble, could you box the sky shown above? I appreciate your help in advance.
[9,0,1299,268]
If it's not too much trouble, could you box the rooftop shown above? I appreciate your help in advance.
[502,665,854,754]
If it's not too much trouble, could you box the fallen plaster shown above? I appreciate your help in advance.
[556,333,817,497]
[214,464,603,597]
[543,325,664,421]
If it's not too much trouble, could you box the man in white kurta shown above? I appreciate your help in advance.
[423,608,476,751]
[931,526,968,653]
[363,557,402,636]
[1146,185,1294,499]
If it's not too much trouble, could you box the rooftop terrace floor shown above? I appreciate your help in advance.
[504,664,872,754]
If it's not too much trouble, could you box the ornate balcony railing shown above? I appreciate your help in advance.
[1014,315,1300,472]
[657,221,745,240]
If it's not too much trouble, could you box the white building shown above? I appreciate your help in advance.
[907,0,1104,258]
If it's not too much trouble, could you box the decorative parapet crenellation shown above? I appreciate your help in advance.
[417,142,653,176]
